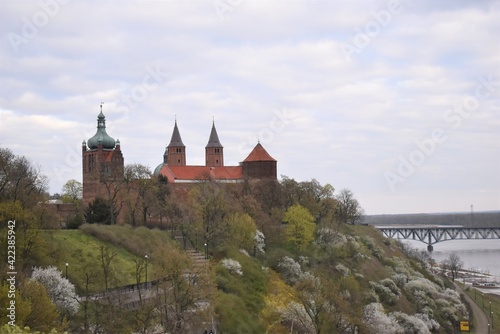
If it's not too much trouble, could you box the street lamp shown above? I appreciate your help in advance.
[145,255,148,286]
[65,263,68,279]
[204,243,208,260]
[490,301,492,315]
[491,312,494,329]
[482,293,485,308]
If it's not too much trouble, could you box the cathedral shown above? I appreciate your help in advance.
[82,108,277,210]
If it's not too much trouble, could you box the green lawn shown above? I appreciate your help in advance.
[37,225,176,295]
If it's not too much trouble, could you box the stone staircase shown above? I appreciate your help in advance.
[174,234,209,269]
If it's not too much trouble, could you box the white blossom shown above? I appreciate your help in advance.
[415,313,440,332]
[335,263,350,277]
[277,256,303,285]
[390,311,431,334]
[239,249,250,257]
[315,228,347,248]
[221,258,243,275]
[31,266,79,315]
[364,303,403,334]
[370,281,399,305]
[254,229,265,254]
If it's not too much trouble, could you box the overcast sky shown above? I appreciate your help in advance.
[1,0,499,215]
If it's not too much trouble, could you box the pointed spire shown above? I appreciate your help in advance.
[206,121,223,148]
[168,120,185,147]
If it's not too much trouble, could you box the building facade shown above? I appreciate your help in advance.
[82,108,124,208]
[153,120,277,183]
[82,108,277,217]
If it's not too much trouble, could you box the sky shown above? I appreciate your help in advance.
[0,0,499,215]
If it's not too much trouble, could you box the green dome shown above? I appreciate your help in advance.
[153,163,165,176]
[88,111,116,149]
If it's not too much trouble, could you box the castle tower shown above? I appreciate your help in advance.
[82,106,124,207]
[242,142,277,179]
[166,120,186,166]
[205,121,223,167]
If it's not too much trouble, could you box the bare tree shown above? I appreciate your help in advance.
[335,189,365,225]
[99,243,117,290]
[442,253,463,282]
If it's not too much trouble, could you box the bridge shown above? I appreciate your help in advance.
[375,226,500,251]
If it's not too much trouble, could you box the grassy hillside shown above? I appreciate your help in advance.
[26,220,470,333]
[35,224,177,294]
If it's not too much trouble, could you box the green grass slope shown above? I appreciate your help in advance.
[35,224,176,294]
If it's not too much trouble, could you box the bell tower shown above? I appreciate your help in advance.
[166,120,186,166]
[205,121,223,167]
[82,104,124,207]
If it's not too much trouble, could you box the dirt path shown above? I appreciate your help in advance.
[455,283,490,334]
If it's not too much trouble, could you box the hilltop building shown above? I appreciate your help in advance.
[153,120,277,182]
[82,108,124,207]
[82,108,277,219]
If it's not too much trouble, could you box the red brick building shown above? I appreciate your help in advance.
[82,108,277,221]
[153,120,277,182]
[82,108,124,208]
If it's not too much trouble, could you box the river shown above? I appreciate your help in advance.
[400,239,500,279]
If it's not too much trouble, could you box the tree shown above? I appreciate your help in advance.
[153,246,212,333]
[0,201,44,272]
[0,147,48,208]
[123,164,156,226]
[442,253,463,282]
[284,204,316,253]
[84,197,115,225]
[224,212,257,252]
[31,266,79,316]
[19,280,63,333]
[0,283,31,328]
[99,242,117,290]
[335,189,365,225]
[60,179,82,204]
[190,182,229,251]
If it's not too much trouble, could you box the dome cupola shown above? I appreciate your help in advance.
[87,107,116,150]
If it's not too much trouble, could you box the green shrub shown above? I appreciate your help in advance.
[215,293,264,334]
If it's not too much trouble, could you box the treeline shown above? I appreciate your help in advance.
[364,211,500,227]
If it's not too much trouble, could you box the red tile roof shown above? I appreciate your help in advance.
[159,165,244,182]
[243,143,276,162]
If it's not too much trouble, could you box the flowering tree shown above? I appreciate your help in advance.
[364,303,402,334]
[31,266,79,316]
[276,256,303,285]
[254,230,265,254]
[221,258,243,275]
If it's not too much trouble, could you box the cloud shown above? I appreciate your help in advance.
[0,0,498,214]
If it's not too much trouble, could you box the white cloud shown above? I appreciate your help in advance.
[0,0,498,214]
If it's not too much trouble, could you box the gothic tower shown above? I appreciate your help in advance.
[165,120,186,166]
[82,106,124,207]
[205,121,223,167]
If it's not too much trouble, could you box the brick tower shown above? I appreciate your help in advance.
[82,106,124,207]
[205,122,223,167]
[164,120,186,166]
